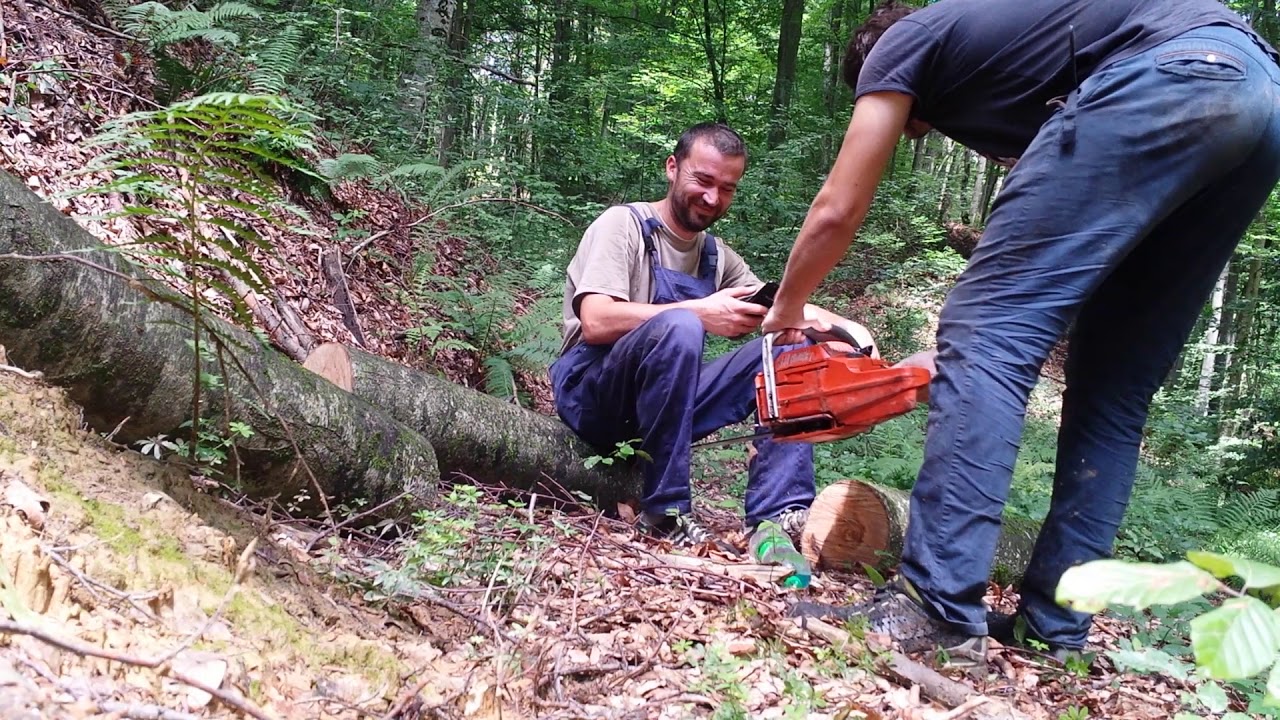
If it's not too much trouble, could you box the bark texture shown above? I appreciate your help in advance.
[0,170,439,514]
[302,342,643,508]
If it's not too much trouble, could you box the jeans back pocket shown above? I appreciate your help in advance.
[1156,49,1247,81]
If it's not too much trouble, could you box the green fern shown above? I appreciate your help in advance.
[65,93,315,462]
[318,153,383,181]
[113,1,259,51]
[246,23,303,95]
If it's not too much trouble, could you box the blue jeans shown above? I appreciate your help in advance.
[550,309,815,525]
[901,24,1280,648]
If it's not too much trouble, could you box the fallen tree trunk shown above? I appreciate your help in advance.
[0,170,439,513]
[302,342,643,508]
[801,479,1039,585]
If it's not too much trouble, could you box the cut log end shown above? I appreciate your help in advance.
[801,479,893,572]
[800,479,1039,586]
[303,342,354,393]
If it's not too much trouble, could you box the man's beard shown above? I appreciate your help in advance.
[670,192,721,232]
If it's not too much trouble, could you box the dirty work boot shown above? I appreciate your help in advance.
[789,578,987,667]
[985,611,1079,665]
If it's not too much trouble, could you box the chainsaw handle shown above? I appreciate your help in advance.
[801,325,875,356]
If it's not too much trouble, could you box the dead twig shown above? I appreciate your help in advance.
[304,490,410,553]
[94,701,202,720]
[0,620,276,720]
[0,252,164,300]
[39,542,160,624]
[154,537,257,667]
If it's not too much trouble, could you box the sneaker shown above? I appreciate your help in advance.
[985,611,1077,664]
[773,507,809,544]
[789,578,987,666]
[749,507,809,546]
[641,511,735,552]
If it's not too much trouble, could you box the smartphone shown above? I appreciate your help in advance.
[743,281,779,308]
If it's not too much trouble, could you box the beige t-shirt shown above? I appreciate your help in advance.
[559,203,761,354]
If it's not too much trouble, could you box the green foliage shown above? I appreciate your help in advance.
[361,485,560,609]
[1057,553,1280,713]
[112,1,260,50]
[583,438,650,470]
[401,250,562,403]
[68,92,312,467]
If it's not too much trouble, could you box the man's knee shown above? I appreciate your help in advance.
[635,308,705,356]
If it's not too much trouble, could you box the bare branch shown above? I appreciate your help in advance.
[0,620,276,720]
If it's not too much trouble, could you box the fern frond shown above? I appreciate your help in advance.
[205,1,260,24]
[483,356,517,401]
[319,153,383,181]
[385,162,446,179]
[247,23,303,95]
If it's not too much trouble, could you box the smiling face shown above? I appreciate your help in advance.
[664,140,746,234]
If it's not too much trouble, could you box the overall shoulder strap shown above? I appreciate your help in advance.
[624,204,662,254]
[699,233,720,283]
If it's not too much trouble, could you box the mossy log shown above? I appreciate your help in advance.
[301,342,643,508]
[0,170,439,513]
[801,479,1040,585]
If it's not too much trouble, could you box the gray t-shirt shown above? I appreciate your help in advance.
[558,203,760,354]
[857,0,1268,161]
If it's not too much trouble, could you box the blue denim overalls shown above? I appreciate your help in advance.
[549,204,814,525]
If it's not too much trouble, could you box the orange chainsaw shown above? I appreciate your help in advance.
[696,326,932,448]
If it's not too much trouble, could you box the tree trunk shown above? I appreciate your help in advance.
[1210,258,1239,418]
[436,0,472,167]
[699,0,729,122]
[302,343,642,508]
[801,479,1040,586]
[0,171,439,515]
[767,0,804,149]
[1196,266,1228,415]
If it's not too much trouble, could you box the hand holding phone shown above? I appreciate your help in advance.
[742,281,779,308]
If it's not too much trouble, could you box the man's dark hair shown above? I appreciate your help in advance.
[841,0,917,95]
[672,122,747,164]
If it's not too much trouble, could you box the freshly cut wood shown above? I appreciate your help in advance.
[302,342,643,507]
[0,170,439,513]
[801,479,1040,585]
[302,342,354,392]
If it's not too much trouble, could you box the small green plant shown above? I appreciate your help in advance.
[360,485,558,609]
[1057,705,1090,720]
[686,642,749,719]
[70,92,313,472]
[583,438,650,469]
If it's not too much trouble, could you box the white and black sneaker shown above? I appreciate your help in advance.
[641,511,734,552]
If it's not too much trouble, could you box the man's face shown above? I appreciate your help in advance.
[664,140,746,233]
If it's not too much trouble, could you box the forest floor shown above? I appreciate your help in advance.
[0,363,1210,720]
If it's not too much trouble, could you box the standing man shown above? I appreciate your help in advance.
[764,0,1280,661]
[551,122,875,546]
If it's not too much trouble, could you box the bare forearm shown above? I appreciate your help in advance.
[775,199,865,311]
[580,299,691,345]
